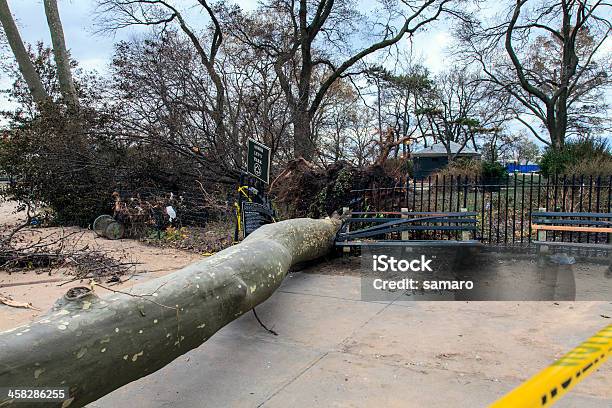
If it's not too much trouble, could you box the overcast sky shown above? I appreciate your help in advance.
[1,0,609,144]
[0,0,453,82]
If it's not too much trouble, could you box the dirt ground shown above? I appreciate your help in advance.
[0,199,202,331]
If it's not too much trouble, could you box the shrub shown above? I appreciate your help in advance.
[433,158,482,179]
[481,161,508,181]
[540,139,612,177]
[0,108,115,225]
[432,159,507,183]
[0,107,220,227]
[564,156,612,177]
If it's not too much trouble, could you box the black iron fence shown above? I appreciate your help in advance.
[348,174,612,246]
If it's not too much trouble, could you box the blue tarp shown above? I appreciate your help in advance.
[506,164,540,173]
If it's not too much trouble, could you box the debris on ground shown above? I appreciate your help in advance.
[0,293,38,310]
[548,253,576,265]
[1,221,138,283]
[143,222,234,255]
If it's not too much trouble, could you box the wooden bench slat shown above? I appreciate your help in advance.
[532,219,612,226]
[532,224,612,233]
[531,212,612,218]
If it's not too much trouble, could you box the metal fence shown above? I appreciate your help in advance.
[348,174,612,246]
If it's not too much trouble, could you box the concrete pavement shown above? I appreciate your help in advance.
[89,264,612,408]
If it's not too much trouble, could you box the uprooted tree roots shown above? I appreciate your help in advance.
[270,159,403,218]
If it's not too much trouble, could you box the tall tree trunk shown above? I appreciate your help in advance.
[550,129,564,151]
[546,107,564,151]
[0,217,340,408]
[0,0,49,106]
[293,109,315,160]
[43,0,78,109]
[553,94,568,151]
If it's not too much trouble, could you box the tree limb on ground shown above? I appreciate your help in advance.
[0,293,38,310]
[0,217,340,407]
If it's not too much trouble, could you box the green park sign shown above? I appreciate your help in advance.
[247,138,271,184]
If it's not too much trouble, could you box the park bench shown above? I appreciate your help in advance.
[531,211,612,253]
[334,209,481,249]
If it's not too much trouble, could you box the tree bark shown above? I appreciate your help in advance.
[43,0,78,109]
[0,217,340,408]
[293,108,315,160]
[0,0,49,106]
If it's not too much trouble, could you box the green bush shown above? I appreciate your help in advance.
[540,139,611,177]
[0,107,209,227]
[0,108,115,225]
[481,161,508,181]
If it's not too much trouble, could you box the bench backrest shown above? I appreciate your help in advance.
[531,212,612,228]
[337,211,478,241]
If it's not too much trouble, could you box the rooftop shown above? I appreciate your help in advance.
[412,141,481,157]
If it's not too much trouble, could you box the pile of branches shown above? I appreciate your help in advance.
[271,159,397,218]
[112,192,172,237]
[0,222,137,283]
[112,182,232,238]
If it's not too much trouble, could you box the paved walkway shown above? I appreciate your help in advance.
[90,271,611,408]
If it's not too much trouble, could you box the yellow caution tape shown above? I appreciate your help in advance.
[491,324,611,407]
[234,201,242,237]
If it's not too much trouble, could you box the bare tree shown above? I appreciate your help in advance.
[224,0,462,160]
[346,109,377,166]
[458,0,611,150]
[415,68,508,161]
[107,33,238,183]
[312,77,360,164]
[0,0,49,105]
[365,64,432,157]
[43,0,79,109]
[511,134,540,164]
[106,27,296,182]
[97,0,227,147]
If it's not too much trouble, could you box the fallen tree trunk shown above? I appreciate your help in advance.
[0,217,340,408]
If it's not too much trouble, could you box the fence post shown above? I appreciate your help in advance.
[460,207,469,241]
[537,207,548,254]
[401,207,409,241]
[342,207,351,254]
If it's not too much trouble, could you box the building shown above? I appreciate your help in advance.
[411,142,481,179]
